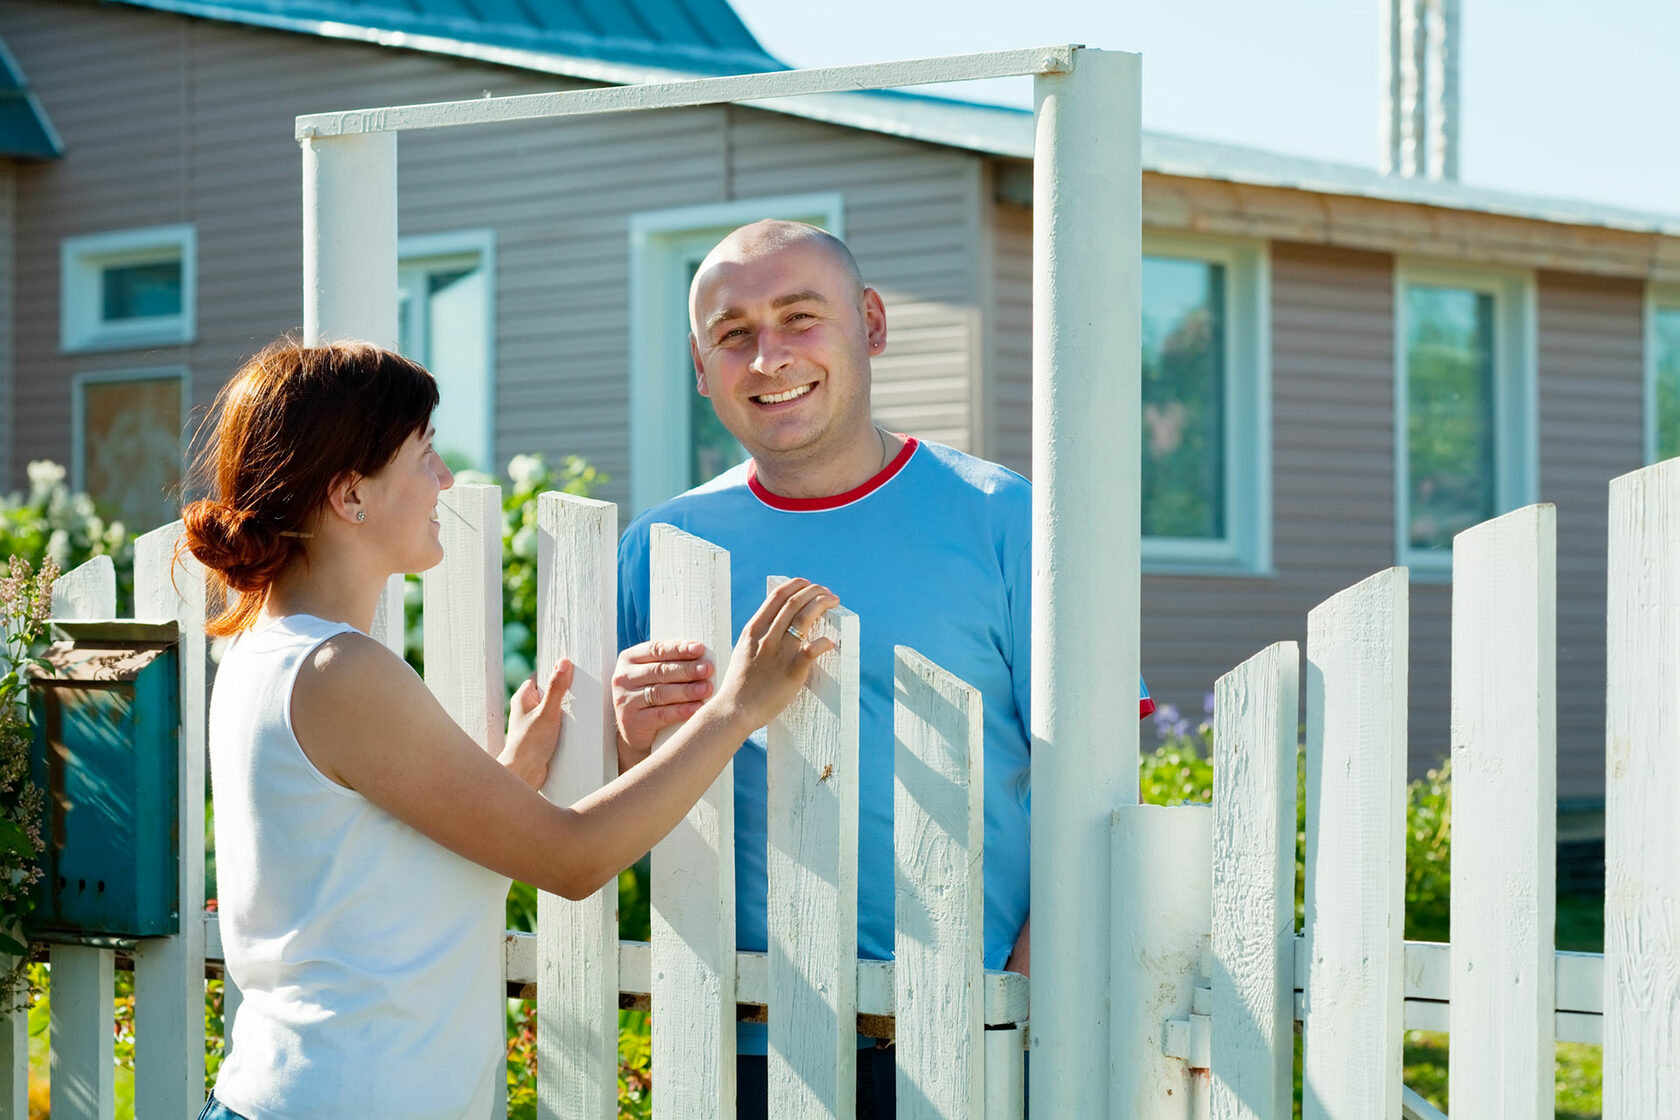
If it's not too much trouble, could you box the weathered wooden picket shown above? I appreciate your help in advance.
[2,460,1677,1118]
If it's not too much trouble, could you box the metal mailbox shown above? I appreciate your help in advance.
[27,619,180,943]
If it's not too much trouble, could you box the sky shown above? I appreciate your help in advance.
[725,0,1679,217]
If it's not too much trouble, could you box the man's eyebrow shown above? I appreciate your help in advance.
[702,290,829,334]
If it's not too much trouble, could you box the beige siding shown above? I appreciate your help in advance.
[1537,273,1644,805]
[988,200,1031,473]
[1,0,982,511]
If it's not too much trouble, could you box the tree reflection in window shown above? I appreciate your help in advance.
[1406,285,1497,553]
[1141,256,1225,540]
[1656,305,1680,462]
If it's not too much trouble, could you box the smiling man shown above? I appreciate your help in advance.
[613,221,1150,1118]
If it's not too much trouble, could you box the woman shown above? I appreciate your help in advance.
[183,339,836,1120]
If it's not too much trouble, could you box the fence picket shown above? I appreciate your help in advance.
[1,990,21,1120]
[1111,803,1213,1118]
[424,484,505,753]
[648,525,736,1120]
[131,523,208,1119]
[1605,460,1680,1116]
[370,572,407,655]
[1301,568,1406,1120]
[893,646,984,1120]
[47,556,121,1120]
[1449,505,1556,1118]
[534,493,619,1120]
[768,589,860,1119]
[1209,640,1299,1120]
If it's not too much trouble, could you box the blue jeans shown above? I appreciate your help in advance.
[195,1093,250,1120]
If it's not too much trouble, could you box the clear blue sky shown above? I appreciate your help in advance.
[727,0,1678,217]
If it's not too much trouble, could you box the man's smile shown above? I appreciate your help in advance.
[753,383,814,406]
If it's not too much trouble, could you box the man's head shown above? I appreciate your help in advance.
[688,221,886,482]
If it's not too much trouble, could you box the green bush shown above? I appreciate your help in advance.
[0,461,133,610]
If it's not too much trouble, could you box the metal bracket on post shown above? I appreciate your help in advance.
[1161,946,1213,1071]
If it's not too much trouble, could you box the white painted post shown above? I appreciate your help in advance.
[1449,505,1556,1118]
[423,484,505,756]
[893,647,984,1120]
[369,573,407,655]
[1605,460,1680,1115]
[648,524,735,1120]
[1301,569,1407,1120]
[1209,641,1299,1120]
[767,590,859,1119]
[1028,47,1143,1117]
[131,522,208,1119]
[47,556,120,1120]
[1110,804,1212,1117]
[533,492,619,1120]
[983,1026,1026,1120]
[0,987,20,1120]
[301,132,398,349]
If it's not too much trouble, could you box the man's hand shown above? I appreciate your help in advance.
[612,639,714,770]
[1005,915,1030,977]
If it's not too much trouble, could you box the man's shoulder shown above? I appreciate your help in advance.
[910,440,1031,504]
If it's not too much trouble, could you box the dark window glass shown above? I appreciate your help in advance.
[1142,256,1226,540]
[1406,285,1497,553]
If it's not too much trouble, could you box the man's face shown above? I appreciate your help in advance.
[689,239,884,468]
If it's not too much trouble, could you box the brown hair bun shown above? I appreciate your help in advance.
[181,499,296,595]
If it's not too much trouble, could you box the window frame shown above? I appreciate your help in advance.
[60,226,196,352]
[1645,283,1680,465]
[627,193,844,514]
[1392,260,1538,579]
[71,365,190,530]
[397,229,496,472]
[1138,232,1272,577]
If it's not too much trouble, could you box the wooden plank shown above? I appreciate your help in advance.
[131,521,208,1120]
[1209,641,1299,1120]
[533,492,619,1120]
[1605,459,1680,1116]
[48,559,119,1120]
[368,571,406,655]
[1111,804,1213,1119]
[648,524,735,1120]
[0,984,22,1120]
[1449,505,1557,1119]
[767,586,859,1119]
[893,646,984,1120]
[1301,568,1407,1120]
[983,1025,1026,1120]
[423,483,505,753]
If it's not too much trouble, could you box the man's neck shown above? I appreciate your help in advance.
[751,425,903,500]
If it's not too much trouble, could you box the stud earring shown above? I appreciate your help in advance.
[356,511,366,522]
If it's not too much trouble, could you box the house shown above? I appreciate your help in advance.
[3,0,1678,837]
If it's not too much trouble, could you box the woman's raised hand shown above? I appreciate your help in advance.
[711,579,839,732]
[500,658,574,789]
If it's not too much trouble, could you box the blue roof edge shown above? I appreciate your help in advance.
[0,34,64,160]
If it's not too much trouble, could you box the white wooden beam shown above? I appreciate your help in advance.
[1028,48,1142,1120]
[301,131,397,349]
[423,484,505,755]
[294,47,1079,139]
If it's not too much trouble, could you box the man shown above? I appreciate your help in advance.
[614,220,1151,1116]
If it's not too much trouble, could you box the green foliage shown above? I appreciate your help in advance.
[0,461,134,613]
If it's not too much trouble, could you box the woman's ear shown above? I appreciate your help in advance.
[324,471,366,526]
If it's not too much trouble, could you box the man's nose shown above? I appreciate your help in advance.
[750,329,793,376]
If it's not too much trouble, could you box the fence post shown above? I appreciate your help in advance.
[1449,505,1556,1118]
[47,555,120,1120]
[768,592,859,1118]
[534,493,619,1120]
[893,647,984,1120]
[1605,460,1680,1116]
[1209,640,1299,1120]
[301,131,397,349]
[648,525,735,1120]
[1111,804,1212,1118]
[0,987,20,1120]
[1301,568,1406,1120]
[131,523,208,1118]
[1028,46,1143,1118]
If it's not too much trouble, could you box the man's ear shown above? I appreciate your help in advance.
[324,471,366,525]
[691,334,710,397]
[861,287,888,355]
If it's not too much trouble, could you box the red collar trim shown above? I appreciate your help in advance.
[747,437,919,512]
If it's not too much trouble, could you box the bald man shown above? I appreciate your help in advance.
[613,222,1151,1117]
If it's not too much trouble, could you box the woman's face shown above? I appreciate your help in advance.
[359,423,454,573]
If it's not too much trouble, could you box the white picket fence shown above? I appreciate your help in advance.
[2,461,1678,1119]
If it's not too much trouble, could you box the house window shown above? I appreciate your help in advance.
[1140,236,1270,574]
[1648,289,1680,463]
[398,231,494,471]
[1395,265,1535,574]
[73,369,186,533]
[61,226,196,351]
[628,193,844,513]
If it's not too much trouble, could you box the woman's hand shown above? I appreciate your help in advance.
[500,658,574,789]
[710,579,839,733]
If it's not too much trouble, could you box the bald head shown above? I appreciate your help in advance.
[689,220,865,335]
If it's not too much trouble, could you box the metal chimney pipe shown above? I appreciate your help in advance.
[1380,0,1459,180]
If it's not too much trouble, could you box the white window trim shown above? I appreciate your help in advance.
[627,193,844,514]
[398,229,496,471]
[1139,232,1272,577]
[71,365,190,503]
[1646,283,1680,465]
[61,226,196,352]
[1393,260,1538,580]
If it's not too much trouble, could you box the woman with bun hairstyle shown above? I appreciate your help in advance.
[183,338,838,1120]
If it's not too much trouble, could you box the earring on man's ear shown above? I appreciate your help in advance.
[356,511,366,523]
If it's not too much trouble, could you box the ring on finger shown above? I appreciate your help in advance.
[786,624,805,642]
[642,685,656,706]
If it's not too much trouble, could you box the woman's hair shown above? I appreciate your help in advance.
[181,337,439,636]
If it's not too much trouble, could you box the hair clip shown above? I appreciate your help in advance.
[277,530,314,539]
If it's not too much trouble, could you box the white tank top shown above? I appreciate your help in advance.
[209,614,511,1120]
